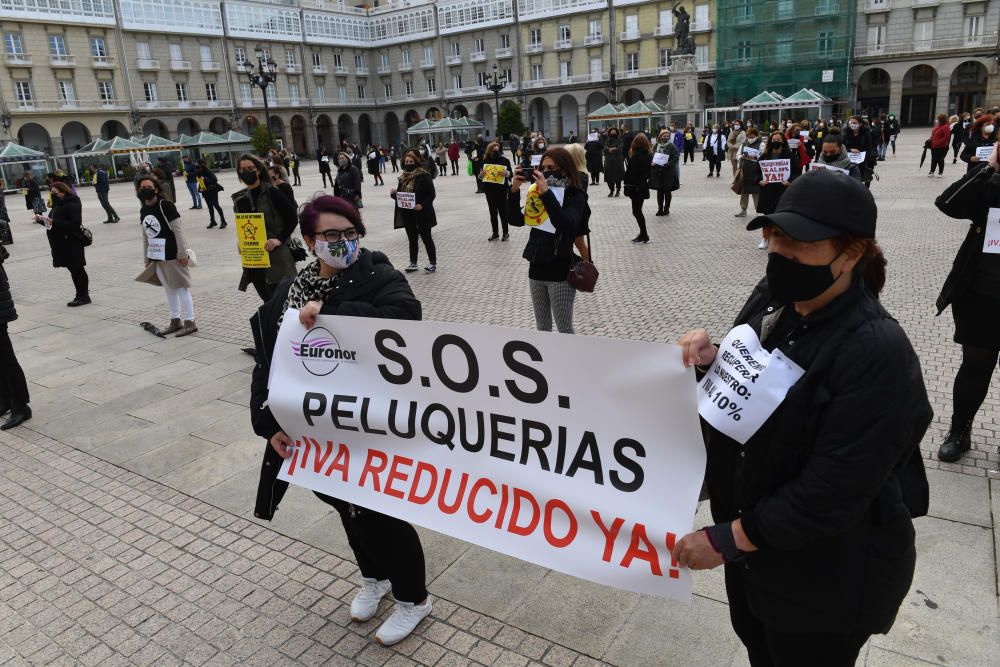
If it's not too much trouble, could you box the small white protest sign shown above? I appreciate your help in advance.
[976,146,994,162]
[848,151,866,164]
[652,152,669,166]
[759,159,791,183]
[396,192,416,210]
[983,208,1000,254]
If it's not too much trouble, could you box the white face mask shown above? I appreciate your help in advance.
[314,239,360,270]
[849,123,860,130]
[985,125,996,134]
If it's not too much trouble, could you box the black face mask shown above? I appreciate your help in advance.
[542,170,558,180]
[766,251,844,303]
[138,188,156,201]
[402,164,416,172]
[239,170,258,185]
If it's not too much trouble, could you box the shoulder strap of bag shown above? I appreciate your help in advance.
[157,200,174,232]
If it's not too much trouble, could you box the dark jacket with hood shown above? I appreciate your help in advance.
[46,194,86,268]
[506,181,588,282]
[251,250,421,520]
[934,164,1000,313]
[706,276,931,634]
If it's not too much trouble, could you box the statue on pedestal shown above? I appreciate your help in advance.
[673,4,696,56]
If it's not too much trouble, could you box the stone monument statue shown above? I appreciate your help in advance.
[673,4,696,56]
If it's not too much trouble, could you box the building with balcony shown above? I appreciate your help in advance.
[715,0,856,112]
[0,0,718,160]
[853,0,999,125]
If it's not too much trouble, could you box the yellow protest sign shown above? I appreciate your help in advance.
[522,184,559,234]
[237,212,271,269]
[482,164,507,185]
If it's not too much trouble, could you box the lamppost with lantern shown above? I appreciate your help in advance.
[0,110,11,139]
[484,64,507,139]
[238,46,278,148]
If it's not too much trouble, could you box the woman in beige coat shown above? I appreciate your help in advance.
[134,175,197,336]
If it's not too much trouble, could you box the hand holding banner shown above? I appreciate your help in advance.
[268,314,706,601]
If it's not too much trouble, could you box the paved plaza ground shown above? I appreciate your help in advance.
[0,140,998,665]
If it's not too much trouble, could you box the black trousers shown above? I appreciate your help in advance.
[683,144,695,163]
[450,159,458,175]
[657,188,672,213]
[203,191,226,225]
[97,191,118,221]
[0,323,29,410]
[630,195,647,239]
[292,169,301,185]
[485,189,508,236]
[929,147,947,175]
[405,220,436,265]
[726,565,869,667]
[320,170,333,188]
[708,154,723,175]
[246,269,274,303]
[67,264,88,298]
[316,494,427,604]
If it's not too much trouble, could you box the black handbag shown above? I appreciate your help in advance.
[567,234,598,293]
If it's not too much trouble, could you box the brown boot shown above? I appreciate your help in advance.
[175,320,198,337]
[161,318,182,335]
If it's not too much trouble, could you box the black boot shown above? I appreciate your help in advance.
[0,401,9,417]
[1,405,31,430]
[937,422,972,462]
[67,295,91,307]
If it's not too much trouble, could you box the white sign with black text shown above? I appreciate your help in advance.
[983,208,1000,254]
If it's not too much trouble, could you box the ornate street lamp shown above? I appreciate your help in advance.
[238,46,278,148]
[0,111,11,137]
[484,64,507,138]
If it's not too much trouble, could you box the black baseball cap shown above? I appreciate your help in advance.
[747,169,877,241]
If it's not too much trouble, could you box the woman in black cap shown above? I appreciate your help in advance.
[932,142,1000,461]
[674,169,931,667]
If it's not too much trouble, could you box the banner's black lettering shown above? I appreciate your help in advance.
[503,341,549,404]
[431,335,480,393]
[421,403,456,449]
[567,431,604,485]
[490,413,517,462]
[458,408,485,453]
[375,330,412,385]
[610,439,646,492]
[388,399,417,438]
[520,419,552,471]
[360,397,387,435]
[332,394,359,432]
[303,392,327,426]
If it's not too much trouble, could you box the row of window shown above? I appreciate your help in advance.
[11,79,117,104]
[866,15,985,50]
[5,32,109,58]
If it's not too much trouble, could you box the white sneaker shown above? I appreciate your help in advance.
[374,598,433,646]
[936,173,943,178]
[757,238,768,249]
[350,578,392,622]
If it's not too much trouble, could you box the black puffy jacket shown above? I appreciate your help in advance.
[250,249,421,520]
[705,276,931,634]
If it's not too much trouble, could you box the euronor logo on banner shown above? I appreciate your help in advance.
[268,312,706,601]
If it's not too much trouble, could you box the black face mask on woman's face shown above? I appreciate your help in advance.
[239,170,258,185]
[766,251,844,303]
[402,163,416,172]
[139,188,156,201]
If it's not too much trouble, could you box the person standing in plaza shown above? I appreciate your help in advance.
[447,140,459,176]
[95,166,120,224]
[755,132,797,250]
[959,114,996,173]
[290,151,302,186]
[233,155,298,304]
[584,132,603,186]
[334,152,363,210]
[649,129,679,217]
[251,193,432,647]
[0,242,30,430]
[624,133,652,244]
[318,146,334,188]
[603,128,626,197]
[391,150,438,273]
[506,147,588,333]
[675,170,930,667]
[134,176,197,337]
[181,156,202,210]
[479,141,511,242]
[368,147,385,186]
[727,120,747,177]
[949,115,964,165]
[932,143,1000,462]
[704,125,726,178]
[22,171,41,216]
[434,142,448,178]
[268,165,298,210]
[36,182,90,307]
[155,159,177,203]
[734,128,763,218]
[927,114,951,178]
[197,160,227,229]
[682,122,697,164]
[816,132,864,181]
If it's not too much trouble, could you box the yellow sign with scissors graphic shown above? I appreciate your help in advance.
[237,212,271,269]
[522,184,561,234]
[481,164,507,185]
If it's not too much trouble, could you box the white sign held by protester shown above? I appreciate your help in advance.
[698,324,805,445]
[268,314,707,601]
[742,147,760,159]
[810,162,850,175]
[146,238,166,261]
[587,132,599,142]
[976,146,994,162]
[983,208,1000,254]
[848,151,866,164]
[788,138,800,150]
[396,192,416,210]
[530,154,543,167]
[759,159,791,183]
[652,152,670,166]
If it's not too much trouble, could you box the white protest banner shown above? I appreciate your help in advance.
[321,156,330,162]
[698,324,805,445]
[652,152,669,166]
[759,159,791,183]
[810,162,850,175]
[587,132,599,142]
[520,184,560,234]
[800,130,810,139]
[269,314,706,601]
[983,208,1000,254]
[396,192,416,210]
[741,146,759,159]
[787,138,800,150]
[146,238,166,261]
[976,146,994,162]
[848,151,866,164]
[530,154,543,167]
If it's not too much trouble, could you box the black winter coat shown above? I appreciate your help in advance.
[251,250,421,520]
[507,184,588,282]
[648,143,679,191]
[706,276,930,634]
[623,148,651,199]
[960,133,996,173]
[0,260,16,324]
[45,196,86,268]
[392,170,437,229]
[584,140,603,175]
[934,165,1000,313]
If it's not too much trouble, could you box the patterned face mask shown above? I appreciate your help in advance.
[314,239,360,270]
